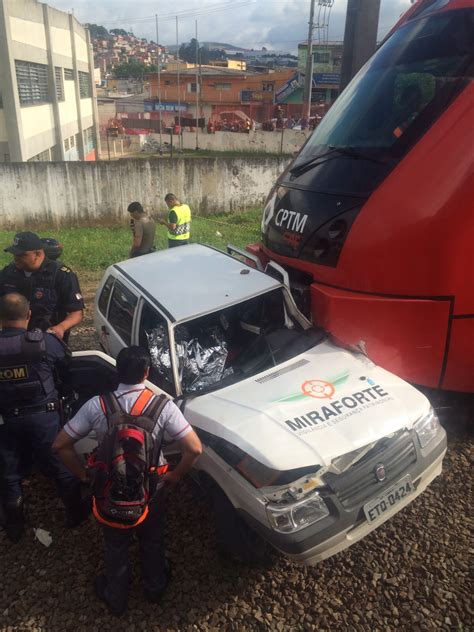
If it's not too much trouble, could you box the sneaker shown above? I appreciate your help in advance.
[94,575,127,617]
[144,558,171,604]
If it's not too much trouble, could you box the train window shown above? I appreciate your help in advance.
[299,9,473,160]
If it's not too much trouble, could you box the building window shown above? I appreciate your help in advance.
[28,147,52,162]
[70,134,75,148]
[187,82,200,93]
[55,67,64,101]
[164,80,172,85]
[314,51,331,64]
[15,60,49,105]
[64,137,70,151]
[215,83,231,90]
[64,68,74,80]
[78,71,91,98]
[262,83,274,92]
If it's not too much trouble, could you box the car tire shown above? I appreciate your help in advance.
[207,478,276,568]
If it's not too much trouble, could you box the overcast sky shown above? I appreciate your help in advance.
[48,0,412,52]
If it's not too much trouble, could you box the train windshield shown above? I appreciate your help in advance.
[297,8,473,164]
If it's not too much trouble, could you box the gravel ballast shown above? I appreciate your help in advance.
[0,331,471,630]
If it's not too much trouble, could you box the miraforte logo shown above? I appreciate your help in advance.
[301,379,335,399]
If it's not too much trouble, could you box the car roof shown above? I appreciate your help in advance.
[112,244,281,323]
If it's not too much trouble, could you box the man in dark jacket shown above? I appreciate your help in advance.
[0,293,84,541]
[0,231,84,341]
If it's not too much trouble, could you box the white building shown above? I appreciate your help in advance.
[0,0,100,162]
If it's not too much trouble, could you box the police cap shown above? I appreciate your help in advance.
[4,232,43,255]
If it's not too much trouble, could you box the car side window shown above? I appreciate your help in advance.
[98,275,115,316]
[139,301,175,396]
[108,280,137,345]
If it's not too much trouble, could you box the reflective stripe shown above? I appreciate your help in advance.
[130,388,154,416]
[92,497,149,529]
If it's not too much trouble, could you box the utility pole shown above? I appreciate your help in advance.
[195,20,199,151]
[302,0,316,120]
[340,0,381,91]
[176,15,181,149]
[155,13,163,148]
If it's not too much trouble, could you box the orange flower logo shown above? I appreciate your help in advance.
[301,380,335,399]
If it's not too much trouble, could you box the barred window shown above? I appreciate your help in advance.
[15,60,49,105]
[55,67,64,101]
[28,147,52,162]
[78,71,91,98]
[64,68,74,80]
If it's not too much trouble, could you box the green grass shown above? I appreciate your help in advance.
[0,208,263,274]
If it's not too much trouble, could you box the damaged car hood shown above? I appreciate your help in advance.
[184,340,429,471]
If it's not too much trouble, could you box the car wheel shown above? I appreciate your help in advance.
[208,479,276,568]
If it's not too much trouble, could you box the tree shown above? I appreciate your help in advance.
[179,39,228,65]
[110,28,129,36]
[87,23,109,39]
[114,61,153,79]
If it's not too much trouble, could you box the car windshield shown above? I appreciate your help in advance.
[146,288,325,395]
[295,9,473,165]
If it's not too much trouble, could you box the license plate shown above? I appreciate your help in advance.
[364,475,414,523]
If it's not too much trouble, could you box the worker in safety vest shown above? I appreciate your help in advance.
[159,193,191,248]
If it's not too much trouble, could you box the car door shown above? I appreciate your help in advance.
[65,350,169,460]
[98,277,139,358]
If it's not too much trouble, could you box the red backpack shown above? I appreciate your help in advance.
[88,389,169,528]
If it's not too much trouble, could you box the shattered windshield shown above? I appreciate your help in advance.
[146,288,325,394]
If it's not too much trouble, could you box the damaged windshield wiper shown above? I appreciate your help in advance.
[289,146,385,177]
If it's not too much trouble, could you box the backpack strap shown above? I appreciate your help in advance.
[130,388,155,416]
[99,392,123,428]
[143,393,170,465]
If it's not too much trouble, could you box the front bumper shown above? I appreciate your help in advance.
[238,427,447,565]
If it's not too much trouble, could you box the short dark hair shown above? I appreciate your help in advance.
[0,293,30,322]
[127,201,144,214]
[116,346,151,384]
[164,193,178,204]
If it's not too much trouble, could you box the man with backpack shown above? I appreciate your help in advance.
[52,346,202,616]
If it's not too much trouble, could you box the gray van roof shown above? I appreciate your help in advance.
[113,244,281,322]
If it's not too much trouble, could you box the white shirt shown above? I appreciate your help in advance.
[64,383,192,446]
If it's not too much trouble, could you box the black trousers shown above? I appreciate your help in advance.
[0,411,80,508]
[168,239,189,248]
[101,492,167,608]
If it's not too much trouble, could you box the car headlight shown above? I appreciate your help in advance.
[266,492,329,533]
[414,407,441,449]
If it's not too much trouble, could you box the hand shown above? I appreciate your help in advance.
[48,324,65,339]
[163,470,181,486]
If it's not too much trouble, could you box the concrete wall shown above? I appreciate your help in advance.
[0,155,290,228]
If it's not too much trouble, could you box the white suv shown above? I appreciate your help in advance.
[76,244,447,565]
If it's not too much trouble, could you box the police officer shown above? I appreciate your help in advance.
[159,193,191,248]
[0,293,84,542]
[0,231,84,341]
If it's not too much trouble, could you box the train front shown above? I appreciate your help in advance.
[251,1,474,392]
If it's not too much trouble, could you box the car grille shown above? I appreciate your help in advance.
[324,430,417,510]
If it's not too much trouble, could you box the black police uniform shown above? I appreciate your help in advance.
[0,258,84,336]
[0,327,82,540]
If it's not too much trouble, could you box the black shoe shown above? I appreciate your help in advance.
[94,575,127,617]
[144,558,171,604]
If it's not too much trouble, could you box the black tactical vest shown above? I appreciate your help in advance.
[0,260,59,330]
[0,330,56,409]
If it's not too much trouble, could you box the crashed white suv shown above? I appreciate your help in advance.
[84,243,446,565]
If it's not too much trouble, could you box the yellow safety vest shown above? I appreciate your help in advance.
[168,204,191,241]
